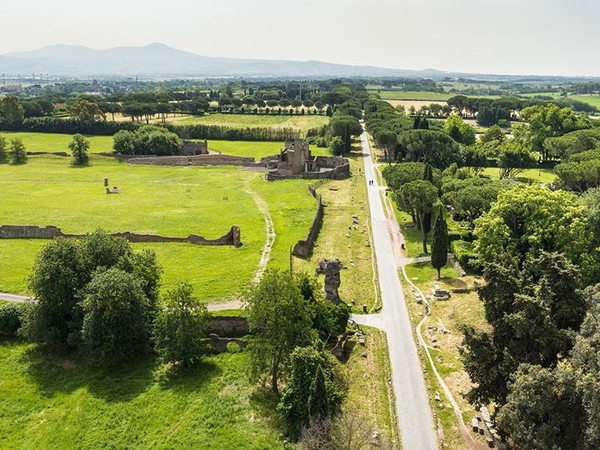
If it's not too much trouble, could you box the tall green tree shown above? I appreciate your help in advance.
[278,345,346,439]
[153,282,211,367]
[0,96,24,124]
[430,204,449,279]
[68,134,90,166]
[245,269,315,393]
[0,135,6,164]
[8,138,27,165]
[397,180,438,253]
[397,129,461,169]
[82,268,152,363]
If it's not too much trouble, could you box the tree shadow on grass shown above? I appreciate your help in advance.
[22,348,156,403]
[249,387,286,433]
[156,360,222,393]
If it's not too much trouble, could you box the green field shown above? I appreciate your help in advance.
[0,132,114,154]
[0,341,286,449]
[171,113,329,131]
[570,94,600,109]
[0,154,317,300]
[369,90,452,101]
[208,140,330,159]
[481,167,557,184]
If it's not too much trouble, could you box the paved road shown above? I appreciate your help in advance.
[360,125,438,449]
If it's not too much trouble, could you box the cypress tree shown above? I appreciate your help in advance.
[431,204,449,280]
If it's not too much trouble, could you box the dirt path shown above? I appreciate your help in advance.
[245,185,275,283]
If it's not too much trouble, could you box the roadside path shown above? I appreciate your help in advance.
[0,292,243,312]
[358,125,438,450]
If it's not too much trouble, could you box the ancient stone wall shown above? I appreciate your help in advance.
[292,187,324,258]
[207,335,248,353]
[181,140,208,156]
[0,225,242,247]
[208,316,249,337]
[128,154,256,167]
[0,225,63,239]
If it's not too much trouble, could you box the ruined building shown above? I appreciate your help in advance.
[264,140,350,181]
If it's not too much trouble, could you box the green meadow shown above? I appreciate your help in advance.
[0,154,317,301]
[0,341,286,449]
[368,90,452,101]
[0,132,114,154]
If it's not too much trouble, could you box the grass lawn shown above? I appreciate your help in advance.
[170,113,329,132]
[402,262,488,449]
[0,132,114,154]
[0,154,317,301]
[207,140,330,159]
[0,341,286,449]
[344,327,397,446]
[570,94,600,109]
[480,167,557,184]
[295,146,378,313]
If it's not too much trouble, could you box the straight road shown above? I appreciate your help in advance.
[360,125,438,449]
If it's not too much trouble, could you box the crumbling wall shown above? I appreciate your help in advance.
[208,316,249,337]
[0,225,63,239]
[0,225,242,247]
[292,187,324,258]
[180,140,209,156]
[128,154,256,166]
[207,335,248,353]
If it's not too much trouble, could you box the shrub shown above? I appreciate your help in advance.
[0,303,28,337]
[452,240,482,274]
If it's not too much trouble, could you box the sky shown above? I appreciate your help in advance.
[1,0,599,77]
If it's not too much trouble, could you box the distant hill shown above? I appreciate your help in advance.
[0,43,445,78]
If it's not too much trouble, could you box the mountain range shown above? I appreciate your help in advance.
[0,43,444,78]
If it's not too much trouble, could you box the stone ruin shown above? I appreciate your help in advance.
[180,139,208,156]
[264,140,350,181]
[315,258,344,304]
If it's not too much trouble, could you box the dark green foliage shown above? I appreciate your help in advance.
[82,268,152,363]
[245,269,316,393]
[0,303,28,337]
[113,126,182,156]
[152,282,211,367]
[295,272,349,340]
[23,231,161,354]
[0,96,24,125]
[497,365,585,450]
[382,162,441,191]
[462,252,586,404]
[397,129,462,169]
[451,241,482,274]
[430,205,449,279]
[544,127,600,160]
[9,138,27,164]
[24,238,88,350]
[68,134,90,166]
[329,114,362,154]
[496,140,537,179]
[278,346,346,439]
[555,159,600,192]
[0,135,6,163]
[329,136,344,156]
[521,103,592,160]
[441,177,508,234]
[396,180,439,253]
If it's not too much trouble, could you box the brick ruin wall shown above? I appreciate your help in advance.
[128,154,256,167]
[292,186,324,258]
[0,225,242,247]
